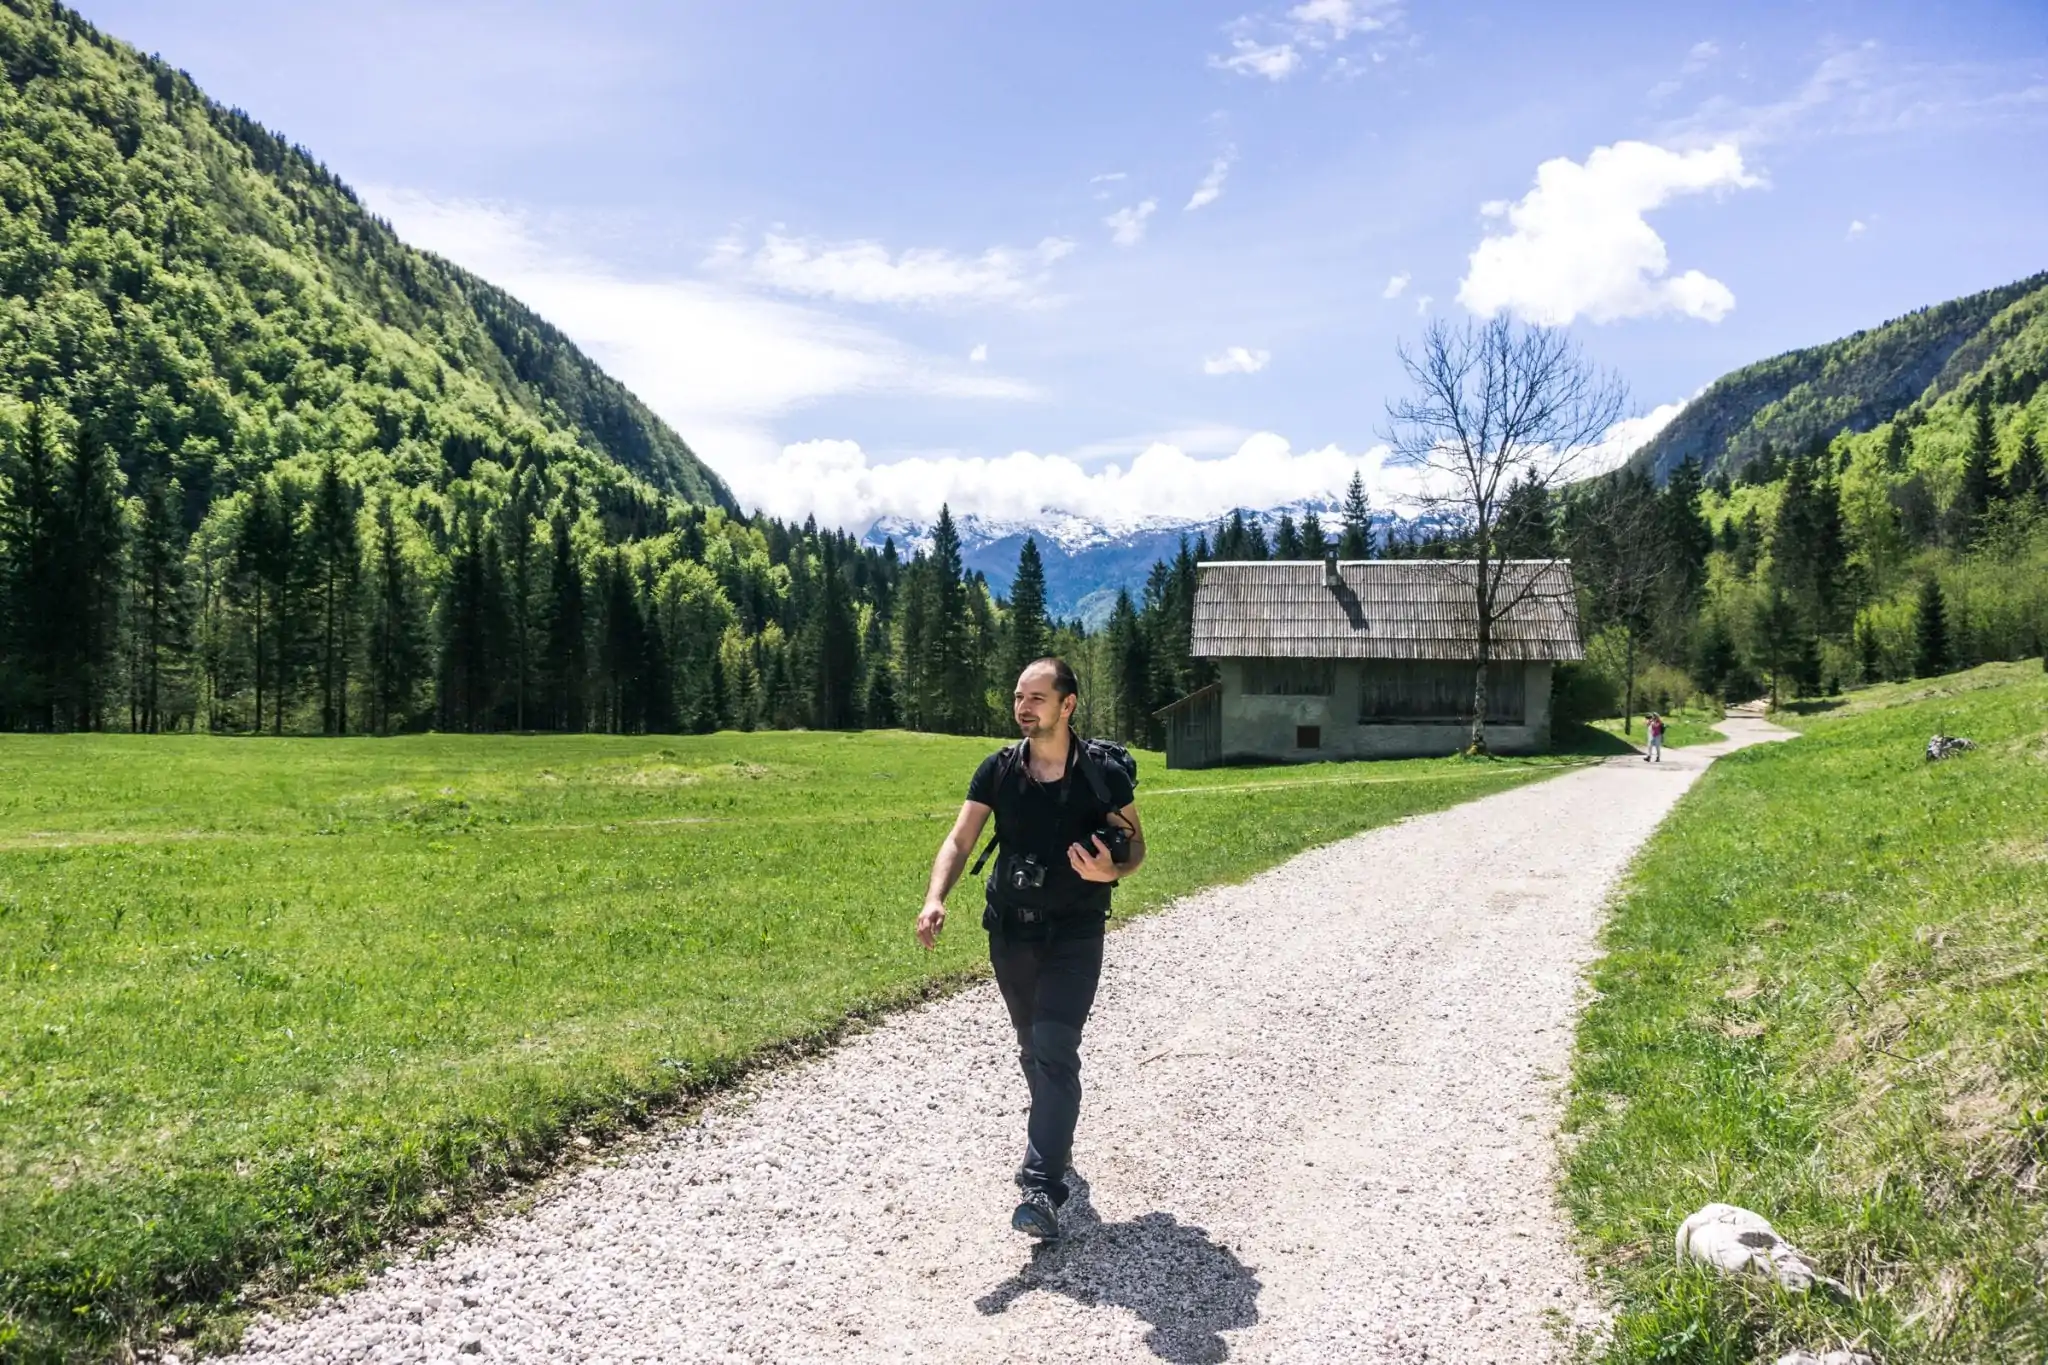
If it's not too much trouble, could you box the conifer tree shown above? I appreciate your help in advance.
[1298,510,1327,561]
[235,478,296,733]
[439,513,503,732]
[922,506,977,732]
[1950,393,1999,545]
[306,452,360,734]
[597,551,645,733]
[543,513,586,731]
[129,475,190,733]
[2006,425,2045,506]
[1106,588,1150,743]
[58,424,125,730]
[1005,536,1051,682]
[1915,575,1951,678]
[364,495,424,735]
[812,539,861,728]
[1339,470,1373,559]
[1275,511,1302,559]
[0,403,65,729]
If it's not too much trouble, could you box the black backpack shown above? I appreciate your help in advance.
[969,738,1139,878]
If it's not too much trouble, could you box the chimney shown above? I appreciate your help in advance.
[1323,549,1341,589]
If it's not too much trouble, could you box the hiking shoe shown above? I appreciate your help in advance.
[1011,1188,1061,1241]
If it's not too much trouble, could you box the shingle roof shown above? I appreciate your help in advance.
[1191,559,1585,662]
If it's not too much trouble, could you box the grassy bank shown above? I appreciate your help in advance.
[1564,662,2048,1362]
[1589,709,1725,751]
[0,731,1572,1360]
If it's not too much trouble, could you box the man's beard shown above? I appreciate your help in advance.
[1017,714,1060,739]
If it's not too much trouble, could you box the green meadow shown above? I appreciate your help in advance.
[1565,661,2048,1363]
[0,731,1574,1359]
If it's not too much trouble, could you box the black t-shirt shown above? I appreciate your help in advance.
[968,740,1136,928]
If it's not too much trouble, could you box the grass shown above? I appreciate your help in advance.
[1563,661,2048,1363]
[0,730,1580,1361]
[1589,708,1726,751]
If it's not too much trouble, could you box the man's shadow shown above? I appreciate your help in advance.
[975,1174,1261,1364]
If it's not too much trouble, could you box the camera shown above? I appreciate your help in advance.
[1007,854,1048,894]
[1090,825,1132,866]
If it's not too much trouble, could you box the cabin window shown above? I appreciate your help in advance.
[1357,662,1526,724]
[1241,660,1335,695]
[1296,725,1321,749]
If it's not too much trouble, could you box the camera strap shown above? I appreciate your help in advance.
[969,738,1123,879]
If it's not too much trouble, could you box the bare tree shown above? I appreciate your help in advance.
[1385,317,1627,753]
[1562,469,1669,735]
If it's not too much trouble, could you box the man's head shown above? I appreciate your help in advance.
[1014,657,1078,739]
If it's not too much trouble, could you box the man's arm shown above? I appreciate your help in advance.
[1068,801,1145,882]
[917,800,992,949]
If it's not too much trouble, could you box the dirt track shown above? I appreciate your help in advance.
[225,719,1788,1364]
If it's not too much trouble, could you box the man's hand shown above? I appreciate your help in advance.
[1067,835,1120,883]
[915,900,947,949]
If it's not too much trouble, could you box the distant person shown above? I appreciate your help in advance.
[1646,712,1666,763]
[915,658,1145,1242]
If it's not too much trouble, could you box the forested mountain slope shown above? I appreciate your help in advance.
[1636,271,2048,482]
[0,0,730,509]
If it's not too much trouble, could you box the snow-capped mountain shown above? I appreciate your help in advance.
[863,498,1377,628]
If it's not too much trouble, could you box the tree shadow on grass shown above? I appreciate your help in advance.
[975,1174,1261,1363]
[1548,722,1639,757]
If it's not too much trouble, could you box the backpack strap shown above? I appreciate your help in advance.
[968,741,1027,877]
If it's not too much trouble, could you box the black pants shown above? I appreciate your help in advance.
[988,926,1104,1202]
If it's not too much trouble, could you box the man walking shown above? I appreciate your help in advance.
[916,658,1144,1241]
[1646,711,1666,763]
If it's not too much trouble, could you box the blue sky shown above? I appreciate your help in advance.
[79,0,2048,530]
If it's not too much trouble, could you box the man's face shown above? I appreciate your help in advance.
[1013,666,1071,738]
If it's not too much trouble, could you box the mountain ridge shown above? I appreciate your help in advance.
[0,0,733,512]
[1634,270,2048,482]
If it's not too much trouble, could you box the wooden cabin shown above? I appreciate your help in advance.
[1155,556,1585,768]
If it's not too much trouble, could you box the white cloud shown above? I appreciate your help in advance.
[1847,218,1867,238]
[1185,154,1234,211]
[708,232,1074,307]
[1382,271,1410,299]
[1580,395,1695,476]
[369,189,1033,477]
[1288,0,1394,42]
[738,433,1430,533]
[969,342,989,363]
[1090,171,1128,183]
[1211,37,1300,80]
[1105,198,1158,246]
[1456,140,1761,326]
[1202,346,1271,376]
[1415,294,1433,315]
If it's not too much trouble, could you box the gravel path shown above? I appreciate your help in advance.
[225,720,1788,1365]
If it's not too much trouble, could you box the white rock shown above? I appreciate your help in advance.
[1777,1352,1876,1365]
[1675,1203,1850,1298]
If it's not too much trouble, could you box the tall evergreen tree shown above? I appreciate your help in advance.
[0,403,65,729]
[56,424,125,730]
[1005,536,1051,682]
[1339,471,1373,559]
[1950,392,1999,545]
[1496,475,1554,559]
[439,513,504,732]
[129,474,189,733]
[1915,575,1951,678]
[364,495,424,735]
[811,539,861,728]
[596,551,645,734]
[922,506,978,732]
[1298,509,1327,561]
[306,451,361,735]
[1274,511,1302,559]
[1659,457,1713,612]
[1105,588,1147,742]
[235,478,296,734]
[2005,425,2045,506]
[543,513,587,731]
